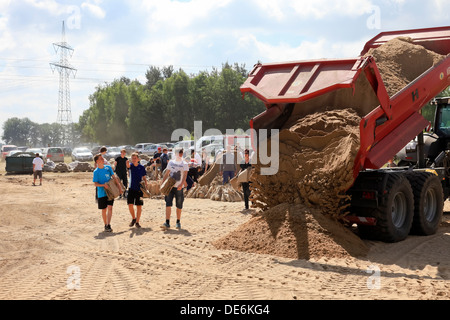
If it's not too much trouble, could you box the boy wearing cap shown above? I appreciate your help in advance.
[149,147,163,180]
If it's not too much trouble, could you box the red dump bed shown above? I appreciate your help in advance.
[241,27,450,180]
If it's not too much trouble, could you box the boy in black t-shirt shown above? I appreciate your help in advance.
[114,149,128,198]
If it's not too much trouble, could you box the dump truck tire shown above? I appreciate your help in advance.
[359,173,414,242]
[405,172,443,236]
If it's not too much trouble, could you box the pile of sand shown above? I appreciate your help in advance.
[215,109,364,260]
[365,37,445,96]
[213,203,368,260]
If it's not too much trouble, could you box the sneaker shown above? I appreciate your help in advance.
[129,219,136,227]
[107,225,113,232]
[176,222,181,230]
[135,222,141,229]
[161,222,170,230]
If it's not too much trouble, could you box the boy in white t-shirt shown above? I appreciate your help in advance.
[32,153,44,186]
[161,148,188,230]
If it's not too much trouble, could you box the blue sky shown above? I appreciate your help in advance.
[0,0,449,143]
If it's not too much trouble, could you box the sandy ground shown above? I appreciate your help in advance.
[0,170,449,301]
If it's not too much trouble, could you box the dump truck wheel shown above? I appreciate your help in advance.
[405,172,443,236]
[359,173,414,242]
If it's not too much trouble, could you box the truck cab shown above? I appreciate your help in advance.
[396,97,450,167]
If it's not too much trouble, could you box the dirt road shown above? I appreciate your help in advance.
[0,172,449,300]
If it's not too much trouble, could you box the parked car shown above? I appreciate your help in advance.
[42,147,65,163]
[140,144,167,157]
[201,142,224,158]
[91,146,101,155]
[6,150,21,157]
[134,143,153,154]
[26,148,43,155]
[159,142,175,150]
[62,147,72,155]
[104,147,122,160]
[71,147,94,162]
[118,145,135,155]
[1,145,18,160]
[169,140,194,159]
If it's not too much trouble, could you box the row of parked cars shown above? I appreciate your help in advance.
[1,140,198,164]
[1,145,67,162]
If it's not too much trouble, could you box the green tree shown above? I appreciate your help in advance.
[2,117,37,146]
[145,66,163,90]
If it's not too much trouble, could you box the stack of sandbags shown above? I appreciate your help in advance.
[147,180,162,196]
[70,162,94,172]
[53,162,71,173]
[43,161,56,172]
[187,175,244,202]
[139,178,162,198]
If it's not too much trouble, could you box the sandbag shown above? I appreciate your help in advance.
[237,168,252,183]
[198,161,219,186]
[140,181,151,198]
[230,175,240,191]
[105,176,122,201]
[160,176,176,196]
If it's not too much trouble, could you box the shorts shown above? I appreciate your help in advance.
[33,170,42,179]
[127,188,144,206]
[98,196,114,210]
[165,187,184,209]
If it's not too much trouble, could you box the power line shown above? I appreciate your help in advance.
[0,56,222,70]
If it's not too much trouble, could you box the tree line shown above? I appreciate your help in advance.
[78,63,265,146]
[1,118,81,147]
[1,63,265,147]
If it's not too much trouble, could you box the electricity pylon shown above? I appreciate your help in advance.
[50,21,77,146]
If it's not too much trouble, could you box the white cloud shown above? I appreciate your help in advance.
[140,0,233,31]
[237,33,365,64]
[22,0,66,15]
[81,2,106,19]
[0,15,14,52]
[250,0,376,20]
[251,0,285,21]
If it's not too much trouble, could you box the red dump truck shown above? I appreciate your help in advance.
[240,26,450,242]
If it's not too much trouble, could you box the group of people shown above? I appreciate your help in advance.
[92,146,190,233]
[92,144,253,233]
